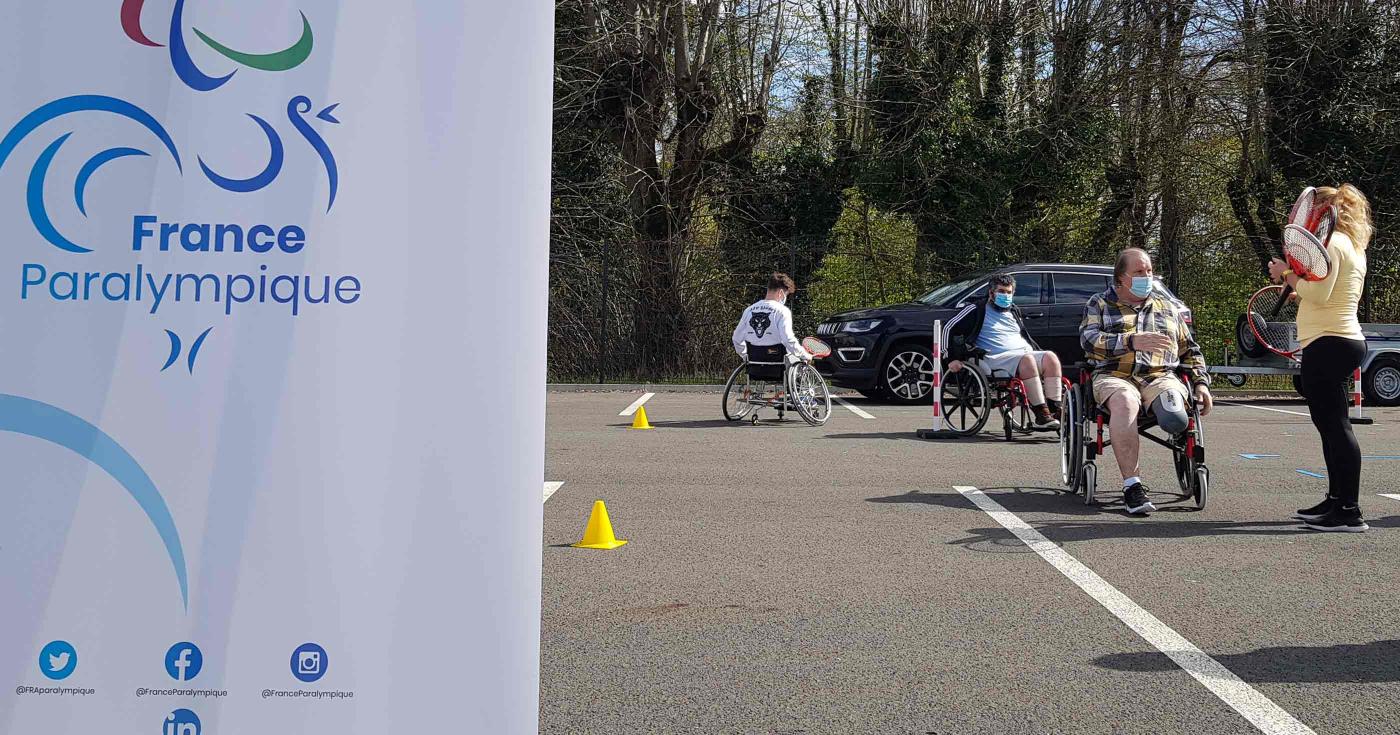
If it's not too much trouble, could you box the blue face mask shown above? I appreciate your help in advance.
[1129,277,1153,299]
[993,293,1014,309]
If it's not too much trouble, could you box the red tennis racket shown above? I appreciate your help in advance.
[802,337,832,359]
[1249,188,1334,357]
[1288,186,1315,228]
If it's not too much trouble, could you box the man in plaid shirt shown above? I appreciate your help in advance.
[1080,248,1213,514]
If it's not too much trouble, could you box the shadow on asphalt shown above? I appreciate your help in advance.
[866,488,1400,543]
[828,432,1059,444]
[1093,640,1400,683]
[629,418,822,429]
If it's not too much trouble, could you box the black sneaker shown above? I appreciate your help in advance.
[1124,483,1156,515]
[1304,506,1369,533]
[1294,496,1337,521]
[1031,404,1061,430]
[1046,398,1062,417]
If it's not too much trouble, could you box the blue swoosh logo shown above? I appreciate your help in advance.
[0,394,188,608]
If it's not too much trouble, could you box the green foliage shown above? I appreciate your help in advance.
[807,189,923,319]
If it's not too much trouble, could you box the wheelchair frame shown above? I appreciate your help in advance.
[722,353,832,426]
[937,363,1070,441]
[1058,367,1209,509]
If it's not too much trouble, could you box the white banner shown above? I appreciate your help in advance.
[0,2,550,733]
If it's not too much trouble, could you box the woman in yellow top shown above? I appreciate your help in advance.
[1268,184,1371,532]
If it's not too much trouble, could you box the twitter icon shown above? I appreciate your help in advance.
[39,641,78,680]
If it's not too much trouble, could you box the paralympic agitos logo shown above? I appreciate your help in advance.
[0,1,360,352]
[123,0,314,91]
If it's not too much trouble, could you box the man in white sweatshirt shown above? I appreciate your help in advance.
[732,272,813,363]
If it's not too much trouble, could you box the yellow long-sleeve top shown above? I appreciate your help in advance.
[1295,231,1366,347]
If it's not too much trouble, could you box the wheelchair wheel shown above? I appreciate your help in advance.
[1082,461,1098,505]
[1194,466,1210,509]
[940,368,991,435]
[1059,384,1082,491]
[1003,384,1032,440]
[789,363,832,426]
[722,364,754,421]
[1173,399,1207,500]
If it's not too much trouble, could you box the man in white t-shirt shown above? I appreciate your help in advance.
[732,272,812,363]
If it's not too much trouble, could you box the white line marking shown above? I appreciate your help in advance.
[543,481,564,503]
[954,485,1315,735]
[619,392,655,417]
[1218,401,1310,418]
[834,397,875,419]
[1379,493,1400,504]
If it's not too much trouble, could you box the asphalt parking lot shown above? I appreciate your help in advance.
[541,390,1400,735]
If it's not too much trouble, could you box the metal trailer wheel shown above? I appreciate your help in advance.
[722,364,754,421]
[940,367,992,436]
[1364,355,1400,407]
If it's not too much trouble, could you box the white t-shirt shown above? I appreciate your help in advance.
[732,299,810,360]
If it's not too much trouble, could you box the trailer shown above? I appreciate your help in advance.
[1217,319,1400,406]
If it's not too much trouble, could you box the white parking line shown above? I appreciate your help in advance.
[1218,401,1310,418]
[543,481,564,502]
[1379,493,1400,504]
[834,397,875,419]
[619,392,655,417]
[954,486,1315,735]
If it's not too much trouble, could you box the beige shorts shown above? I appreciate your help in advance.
[1092,373,1187,409]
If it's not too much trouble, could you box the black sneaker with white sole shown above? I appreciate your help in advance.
[1304,506,1369,533]
[1294,496,1337,521]
[1124,482,1156,515]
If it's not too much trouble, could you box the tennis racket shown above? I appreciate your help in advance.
[1288,186,1315,228]
[1249,188,1334,357]
[1245,285,1302,358]
[801,337,832,359]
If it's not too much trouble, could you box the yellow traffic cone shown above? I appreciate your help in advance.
[572,500,628,549]
[630,405,653,430]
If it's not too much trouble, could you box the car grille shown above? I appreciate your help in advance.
[817,322,839,336]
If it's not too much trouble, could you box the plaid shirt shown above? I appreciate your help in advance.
[1080,288,1209,387]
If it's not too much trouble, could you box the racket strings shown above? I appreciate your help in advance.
[1283,224,1331,279]
[1248,287,1299,355]
[1289,188,1315,228]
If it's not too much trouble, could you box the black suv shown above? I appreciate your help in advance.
[812,263,1192,404]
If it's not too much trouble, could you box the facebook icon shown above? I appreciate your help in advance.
[164,642,203,682]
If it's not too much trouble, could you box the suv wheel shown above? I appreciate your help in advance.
[882,344,936,404]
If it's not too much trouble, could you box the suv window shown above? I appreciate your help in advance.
[1007,273,1043,306]
[1052,273,1110,304]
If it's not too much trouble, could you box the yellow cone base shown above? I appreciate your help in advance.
[572,500,628,549]
[630,405,653,430]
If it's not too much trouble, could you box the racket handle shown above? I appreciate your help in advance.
[1267,283,1294,319]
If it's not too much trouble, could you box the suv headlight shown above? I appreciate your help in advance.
[842,318,884,333]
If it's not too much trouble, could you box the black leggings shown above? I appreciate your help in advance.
[1300,337,1366,505]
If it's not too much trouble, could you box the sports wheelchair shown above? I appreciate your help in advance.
[937,357,1070,441]
[722,342,832,426]
[1058,367,1210,509]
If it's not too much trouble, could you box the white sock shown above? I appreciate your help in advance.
[1044,377,1062,403]
[1123,476,1141,489]
[1024,377,1045,406]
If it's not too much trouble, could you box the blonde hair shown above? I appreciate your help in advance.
[1314,184,1373,250]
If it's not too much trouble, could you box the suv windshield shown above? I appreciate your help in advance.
[917,274,987,307]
